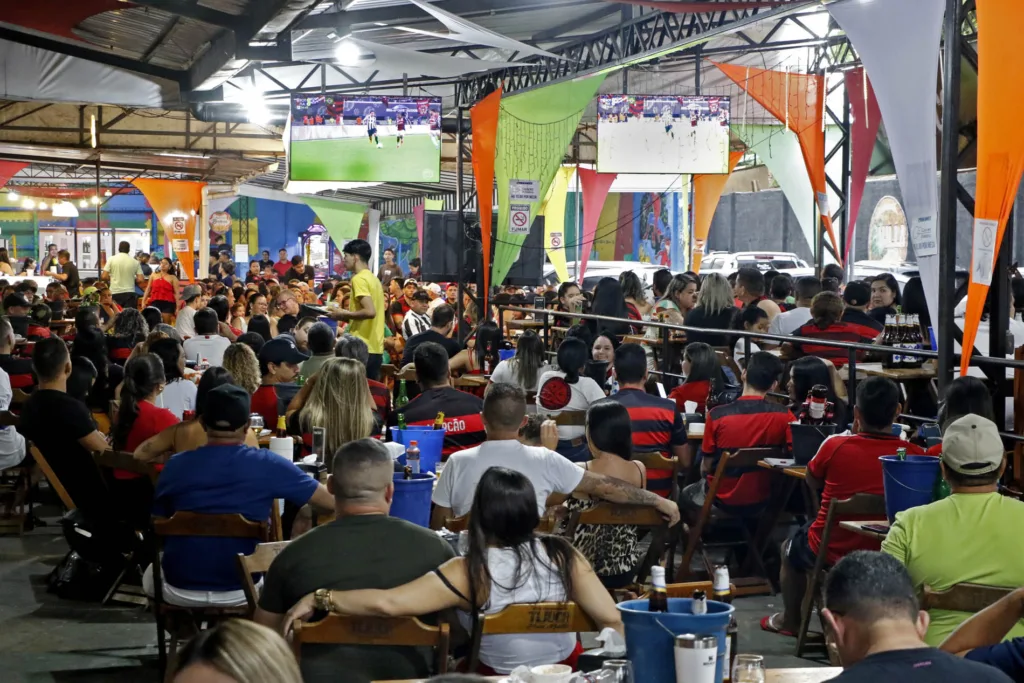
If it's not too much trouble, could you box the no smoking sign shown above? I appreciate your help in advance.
[509,203,531,234]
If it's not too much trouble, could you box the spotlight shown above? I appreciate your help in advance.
[79,199,88,208]
[91,196,100,205]
[104,189,112,197]
[6,191,16,202]
[240,85,270,126]
[38,201,48,210]
[21,199,34,210]
[335,39,364,67]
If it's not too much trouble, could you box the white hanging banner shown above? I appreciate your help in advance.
[829,0,945,330]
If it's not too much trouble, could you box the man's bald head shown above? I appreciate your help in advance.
[329,438,394,508]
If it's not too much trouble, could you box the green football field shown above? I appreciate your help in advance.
[290,133,441,183]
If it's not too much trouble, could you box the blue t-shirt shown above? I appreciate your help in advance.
[966,638,1024,680]
[153,444,319,591]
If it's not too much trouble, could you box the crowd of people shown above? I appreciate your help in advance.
[7,234,1024,683]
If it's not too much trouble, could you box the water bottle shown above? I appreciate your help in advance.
[407,439,420,475]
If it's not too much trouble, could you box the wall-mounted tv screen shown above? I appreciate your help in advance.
[289,94,442,183]
[597,94,731,174]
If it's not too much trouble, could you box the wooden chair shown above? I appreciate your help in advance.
[396,365,418,382]
[235,541,289,614]
[795,493,886,657]
[446,513,557,534]
[561,502,668,586]
[10,389,30,410]
[291,613,450,675]
[468,602,598,671]
[93,449,159,485]
[151,512,270,682]
[379,364,398,382]
[675,447,783,594]
[921,583,1013,614]
[30,444,75,511]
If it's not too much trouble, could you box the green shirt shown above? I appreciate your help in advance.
[348,269,386,355]
[881,492,1024,645]
[103,252,143,295]
[259,514,455,683]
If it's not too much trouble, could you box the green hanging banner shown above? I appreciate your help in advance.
[299,196,367,246]
[492,74,606,286]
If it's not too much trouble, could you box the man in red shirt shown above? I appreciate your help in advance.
[764,376,924,636]
[272,248,292,279]
[680,351,794,517]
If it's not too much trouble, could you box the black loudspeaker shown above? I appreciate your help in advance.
[421,210,544,285]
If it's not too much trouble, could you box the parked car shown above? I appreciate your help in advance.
[542,260,671,292]
[852,260,969,294]
[699,251,814,278]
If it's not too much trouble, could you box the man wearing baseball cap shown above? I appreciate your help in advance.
[400,289,432,339]
[252,336,309,431]
[149,384,331,606]
[841,280,884,342]
[883,415,1024,645]
[174,284,206,339]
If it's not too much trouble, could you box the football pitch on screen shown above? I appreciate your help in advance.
[290,133,440,183]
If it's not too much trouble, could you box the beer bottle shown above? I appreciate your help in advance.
[396,379,409,409]
[276,415,287,439]
[649,566,669,613]
[691,589,708,615]
[397,412,407,430]
[881,315,896,369]
[433,411,445,430]
[713,565,737,682]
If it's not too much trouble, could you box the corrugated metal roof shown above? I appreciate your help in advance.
[74,7,225,69]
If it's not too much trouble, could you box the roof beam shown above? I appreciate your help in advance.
[298,0,601,31]
[129,0,247,31]
[532,4,621,42]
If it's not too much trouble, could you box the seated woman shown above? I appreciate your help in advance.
[108,308,150,365]
[669,342,722,414]
[558,399,646,590]
[926,376,995,455]
[150,338,197,420]
[490,330,550,394]
[450,321,501,377]
[537,338,607,462]
[655,274,699,325]
[791,291,863,368]
[684,273,737,348]
[71,326,125,411]
[292,357,376,457]
[173,619,301,683]
[589,331,618,392]
[732,305,770,366]
[788,356,848,429]
[588,277,634,338]
[222,342,262,396]
[282,466,623,675]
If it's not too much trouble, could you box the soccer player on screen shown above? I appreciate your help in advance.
[428,110,441,149]
[364,108,382,148]
[396,113,406,148]
[660,105,675,139]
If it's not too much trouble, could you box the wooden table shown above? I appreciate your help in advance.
[840,520,890,540]
[840,362,937,382]
[757,460,808,480]
[374,669,843,683]
[506,319,546,331]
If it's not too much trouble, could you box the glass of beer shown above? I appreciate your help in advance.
[249,414,264,439]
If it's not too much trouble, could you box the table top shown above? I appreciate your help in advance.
[840,362,937,381]
[686,427,705,440]
[374,669,843,683]
[506,319,546,330]
[839,520,890,539]
[758,460,808,479]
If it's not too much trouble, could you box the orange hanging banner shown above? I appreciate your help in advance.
[470,87,503,298]
[714,61,841,265]
[692,150,744,273]
[960,0,1024,375]
[131,178,203,283]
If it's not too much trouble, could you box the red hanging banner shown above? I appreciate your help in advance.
[843,68,882,265]
[578,167,618,281]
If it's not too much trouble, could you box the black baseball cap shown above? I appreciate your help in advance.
[3,293,30,310]
[259,336,310,366]
[843,281,871,307]
[411,289,430,303]
[202,384,251,431]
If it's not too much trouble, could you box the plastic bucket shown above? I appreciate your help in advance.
[880,455,941,523]
[498,349,516,361]
[390,426,446,473]
[618,598,734,683]
[317,315,338,333]
[389,473,433,527]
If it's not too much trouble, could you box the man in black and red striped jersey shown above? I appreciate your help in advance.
[679,351,794,517]
[791,291,864,368]
[839,281,884,343]
[391,341,484,458]
[608,343,688,498]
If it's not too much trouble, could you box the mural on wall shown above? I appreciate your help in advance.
[570,192,683,268]
[376,216,418,274]
[330,211,372,278]
[867,196,909,263]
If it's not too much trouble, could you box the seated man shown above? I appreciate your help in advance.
[255,438,455,683]
[882,414,1024,645]
[26,304,52,340]
[401,304,462,365]
[839,281,884,342]
[822,551,1010,682]
[765,377,925,636]
[942,587,1024,679]
[147,384,332,606]
[3,292,30,338]
[679,351,795,515]
[608,343,688,497]
[253,336,308,430]
[182,308,231,366]
[393,342,485,459]
[0,317,34,389]
[431,382,679,528]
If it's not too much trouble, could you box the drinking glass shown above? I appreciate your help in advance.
[599,660,634,683]
[249,414,264,438]
[732,654,766,683]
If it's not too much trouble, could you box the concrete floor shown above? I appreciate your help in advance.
[0,517,828,682]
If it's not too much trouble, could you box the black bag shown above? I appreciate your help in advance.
[47,550,125,602]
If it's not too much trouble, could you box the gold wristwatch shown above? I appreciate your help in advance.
[314,588,334,613]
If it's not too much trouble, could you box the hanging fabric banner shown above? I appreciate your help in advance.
[470,87,502,297]
[692,150,744,273]
[843,68,882,265]
[577,167,618,281]
[493,74,606,287]
[828,0,944,338]
[957,0,1024,374]
[539,166,573,283]
[714,61,840,264]
[131,178,203,283]
[0,161,27,189]
[299,196,367,246]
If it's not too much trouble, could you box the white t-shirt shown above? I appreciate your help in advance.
[0,368,25,470]
[536,370,606,440]
[489,359,554,393]
[768,306,812,337]
[432,439,585,517]
[175,306,197,339]
[183,335,230,367]
[155,378,197,420]
[733,338,762,366]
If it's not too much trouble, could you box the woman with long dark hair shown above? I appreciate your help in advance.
[868,273,902,324]
[109,307,150,365]
[588,277,633,337]
[490,330,550,392]
[282,466,622,675]
[70,325,124,409]
[900,276,931,338]
[537,337,606,462]
[561,399,646,589]
[209,294,240,340]
[150,337,196,420]
[451,321,501,377]
[619,271,651,323]
[248,314,273,343]
[669,342,722,414]
[0,248,14,276]
[791,291,863,368]
[732,304,770,365]
[556,281,584,315]
[788,355,847,428]
[141,257,180,319]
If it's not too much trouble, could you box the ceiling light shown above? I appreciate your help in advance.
[79,199,88,208]
[51,201,79,218]
[335,39,364,66]
[38,201,48,210]
[104,189,112,197]
[21,199,34,210]
[240,84,270,126]
[91,195,101,205]
[6,191,16,201]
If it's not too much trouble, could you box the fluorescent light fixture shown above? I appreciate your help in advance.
[90,115,97,149]
[283,180,384,194]
[51,201,79,218]
[335,39,365,66]
[240,84,270,126]
[6,191,16,201]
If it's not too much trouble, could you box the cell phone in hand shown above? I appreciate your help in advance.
[656,382,667,398]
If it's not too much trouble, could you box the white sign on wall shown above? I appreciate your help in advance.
[509,204,531,234]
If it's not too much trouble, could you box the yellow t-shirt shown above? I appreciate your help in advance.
[881,492,1024,645]
[347,268,385,354]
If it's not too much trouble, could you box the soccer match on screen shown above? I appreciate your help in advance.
[289,94,443,183]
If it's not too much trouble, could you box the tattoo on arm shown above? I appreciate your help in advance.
[576,470,659,506]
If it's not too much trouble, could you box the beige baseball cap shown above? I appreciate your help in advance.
[941,414,1004,476]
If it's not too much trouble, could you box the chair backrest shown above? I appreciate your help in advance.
[552,411,587,427]
[703,447,785,505]
[633,451,677,472]
[814,494,887,572]
[291,613,449,673]
[447,513,557,534]
[93,449,158,484]
[29,444,76,510]
[479,602,598,636]
[563,502,666,539]
[396,365,418,382]
[152,511,270,541]
[10,388,30,407]
[236,541,290,612]
[921,583,1013,613]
